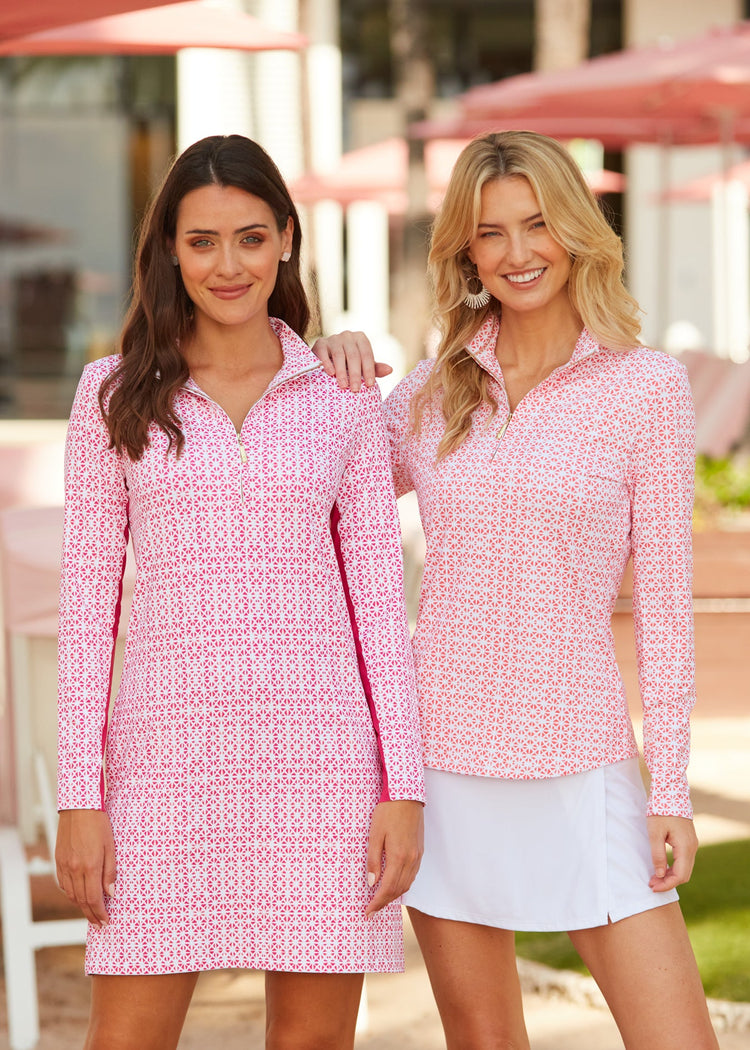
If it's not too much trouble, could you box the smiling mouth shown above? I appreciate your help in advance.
[210,285,250,299]
[504,267,546,284]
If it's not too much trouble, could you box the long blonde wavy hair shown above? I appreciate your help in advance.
[413,130,642,459]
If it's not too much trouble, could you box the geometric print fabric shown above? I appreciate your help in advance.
[383,316,696,819]
[57,319,425,975]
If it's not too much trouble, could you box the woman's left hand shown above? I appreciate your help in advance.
[365,800,424,916]
[647,814,699,892]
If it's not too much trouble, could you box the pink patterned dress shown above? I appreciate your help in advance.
[58,319,425,976]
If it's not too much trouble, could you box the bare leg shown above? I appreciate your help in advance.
[264,971,364,1050]
[408,907,530,1050]
[85,972,199,1050]
[569,902,719,1050]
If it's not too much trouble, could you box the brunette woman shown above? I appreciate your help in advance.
[55,134,424,1050]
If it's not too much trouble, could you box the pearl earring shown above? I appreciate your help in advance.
[281,251,291,262]
[171,255,179,267]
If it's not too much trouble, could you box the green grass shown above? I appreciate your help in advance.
[694,454,750,527]
[514,839,750,1002]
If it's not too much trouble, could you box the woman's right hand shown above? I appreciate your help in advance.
[55,809,117,927]
[310,331,392,391]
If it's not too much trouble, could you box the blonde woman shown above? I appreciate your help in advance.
[313,131,718,1050]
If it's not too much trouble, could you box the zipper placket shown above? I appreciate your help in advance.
[182,361,323,500]
[487,350,593,460]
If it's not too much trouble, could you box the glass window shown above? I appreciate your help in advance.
[0,56,175,420]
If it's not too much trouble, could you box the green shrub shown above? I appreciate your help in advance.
[694,455,750,528]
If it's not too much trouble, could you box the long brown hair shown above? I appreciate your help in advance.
[414,131,642,459]
[100,134,310,460]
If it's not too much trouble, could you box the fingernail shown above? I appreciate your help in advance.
[106,884,116,897]
[367,872,376,888]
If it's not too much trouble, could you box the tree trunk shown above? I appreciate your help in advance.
[388,0,434,366]
[534,0,591,71]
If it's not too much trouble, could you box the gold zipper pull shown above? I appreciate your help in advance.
[491,413,512,460]
[237,433,248,464]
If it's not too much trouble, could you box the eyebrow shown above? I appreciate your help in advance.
[183,223,270,235]
[478,212,543,229]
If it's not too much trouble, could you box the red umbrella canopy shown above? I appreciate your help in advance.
[290,138,624,216]
[0,1,184,41]
[460,21,750,138]
[411,113,750,149]
[0,1,306,56]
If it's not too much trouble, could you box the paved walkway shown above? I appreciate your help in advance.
[1,716,748,1049]
[6,916,746,1050]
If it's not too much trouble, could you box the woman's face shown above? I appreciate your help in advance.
[467,175,572,318]
[172,183,293,332]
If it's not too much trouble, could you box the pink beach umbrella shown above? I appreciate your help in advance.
[412,113,750,149]
[0,1,184,42]
[0,2,306,56]
[459,21,750,143]
[290,137,624,216]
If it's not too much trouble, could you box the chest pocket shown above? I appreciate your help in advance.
[579,441,627,523]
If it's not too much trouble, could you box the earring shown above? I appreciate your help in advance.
[463,274,491,309]
[171,255,179,267]
[281,251,291,262]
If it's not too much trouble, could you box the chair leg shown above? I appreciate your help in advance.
[0,826,40,1050]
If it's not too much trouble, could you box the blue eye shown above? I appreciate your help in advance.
[530,220,546,230]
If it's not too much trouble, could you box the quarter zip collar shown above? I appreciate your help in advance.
[266,317,325,389]
[464,314,603,386]
[180,317,323,402]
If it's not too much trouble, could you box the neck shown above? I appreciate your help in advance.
[183,312,283,376]
[496,300,582,374]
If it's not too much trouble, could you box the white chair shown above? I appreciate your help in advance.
[0,505,133,1049]
[0,760,87,1050]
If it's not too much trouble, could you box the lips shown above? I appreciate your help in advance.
[210,285,250,300]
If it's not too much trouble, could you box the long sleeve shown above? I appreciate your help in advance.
[333,385,425,802]
[58,360,129,811]
[628,360,696,818]
[382,360,433,498]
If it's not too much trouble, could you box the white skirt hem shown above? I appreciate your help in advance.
[402,758,679,932]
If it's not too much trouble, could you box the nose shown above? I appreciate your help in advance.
[505,230,534,269]
[216,243,243,278]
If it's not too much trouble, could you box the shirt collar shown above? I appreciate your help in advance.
[181,317,322,396]
[464,314,603,383]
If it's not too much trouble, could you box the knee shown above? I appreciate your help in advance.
[265,1020,354,1050]
[449,1038,528,1050]
[444,1018,530,1050]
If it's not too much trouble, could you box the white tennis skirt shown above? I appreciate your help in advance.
[403,757,679,931]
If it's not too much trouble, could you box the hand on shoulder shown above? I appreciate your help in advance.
[311,331,393,392]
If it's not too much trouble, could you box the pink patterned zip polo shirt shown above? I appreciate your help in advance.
[383,316,696,818]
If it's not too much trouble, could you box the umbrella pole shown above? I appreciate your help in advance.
[712,110,747,361]
[655,138,672,349]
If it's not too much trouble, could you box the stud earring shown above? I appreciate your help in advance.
[171,255,179,267]
[463,273,491,309]
[281,251,291,262]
